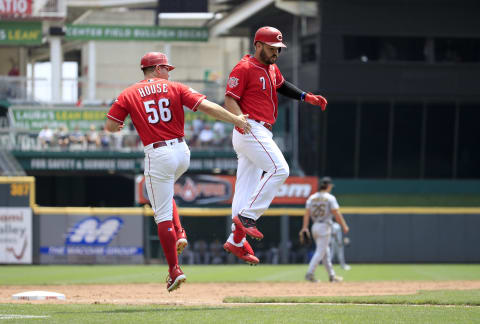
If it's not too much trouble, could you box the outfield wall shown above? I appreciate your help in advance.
[343,213,480,263]
[2,177,480,264]
[30,206,480,264]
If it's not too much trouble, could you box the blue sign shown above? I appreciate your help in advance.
[65,216,123,245]
[40,215,143,259]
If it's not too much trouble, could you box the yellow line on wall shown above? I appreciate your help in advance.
[0,176,35,183]
[3,176,478,216]
[32,205,480,216]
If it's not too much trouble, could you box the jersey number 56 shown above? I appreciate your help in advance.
[144,99,172,124]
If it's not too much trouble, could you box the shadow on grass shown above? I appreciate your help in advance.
[53,306,228,315]
[224,289,480,306]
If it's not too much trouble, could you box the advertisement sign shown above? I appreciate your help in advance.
[66,24,209,42]
[273,177,318,205]
[0,21,41,45]
[11,108,109,131]
[39,213,144,264]
[137,174,233,205]
[28,157,144,172]
[0,0,32,17]
[10,106,223,133]
[136,175,318,206]
[0,207,32,264]
[17,155,240,172]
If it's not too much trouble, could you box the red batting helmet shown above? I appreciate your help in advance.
[140,52,175,71]
[253,26,286,48]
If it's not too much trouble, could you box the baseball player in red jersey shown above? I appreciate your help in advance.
[223,27,328,264]
[105,52,251,291]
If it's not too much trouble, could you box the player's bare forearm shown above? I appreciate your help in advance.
[224,95,244,116]
[333,209,349,234]
[197,99,251,133]
[301,209,310,231]
[105,119,124,132]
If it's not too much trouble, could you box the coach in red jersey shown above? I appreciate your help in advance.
[105,52,251,292]
[223,26,328,264]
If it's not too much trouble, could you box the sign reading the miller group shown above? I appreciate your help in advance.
[0,21,41,45]
[65,24,209,42]
[39,214,144,264]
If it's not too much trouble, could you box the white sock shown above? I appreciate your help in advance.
[227,234,245,247]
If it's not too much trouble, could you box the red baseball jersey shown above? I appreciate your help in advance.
[225,55,285,125]
[107,78,206,146]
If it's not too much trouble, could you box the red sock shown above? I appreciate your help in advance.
[172,199,181,233]
[157,221,178,271]
[233,217,245,244]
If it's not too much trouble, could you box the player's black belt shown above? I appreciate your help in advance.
[152,137,184,148]
[254,120,273,131]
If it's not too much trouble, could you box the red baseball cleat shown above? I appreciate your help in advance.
[176,228,188,255]
[223,240,259,265]
[233,215,264,240]
[166,265,186,292]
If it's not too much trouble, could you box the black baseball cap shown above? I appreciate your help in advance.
[320,176,334,187]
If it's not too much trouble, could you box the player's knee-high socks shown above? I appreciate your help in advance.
[171,199,182,232]
[157,221,178,271]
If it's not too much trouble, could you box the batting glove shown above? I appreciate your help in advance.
[305,93,328,111]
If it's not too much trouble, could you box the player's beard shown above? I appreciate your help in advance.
[260,48,277,65]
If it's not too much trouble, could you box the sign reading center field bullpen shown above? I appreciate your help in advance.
[65,24,209,42]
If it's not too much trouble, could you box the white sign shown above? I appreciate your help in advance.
[0,207,32,264]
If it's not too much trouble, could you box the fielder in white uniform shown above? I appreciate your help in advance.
[330,221,351,270]
[299,177,349,282]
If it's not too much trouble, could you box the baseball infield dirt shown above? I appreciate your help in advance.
[2,281,480,305]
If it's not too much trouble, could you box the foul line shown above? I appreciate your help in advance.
[0,314,50,320]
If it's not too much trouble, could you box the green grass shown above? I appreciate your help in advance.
[2,264,480,285]
[225,289,480,306]
[2,264,480,323]
[0,303,478,324]
[337,194,480,206]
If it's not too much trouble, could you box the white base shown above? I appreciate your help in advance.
[12,291,66,301]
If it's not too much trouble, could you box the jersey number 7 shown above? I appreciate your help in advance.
[144,99,172,124]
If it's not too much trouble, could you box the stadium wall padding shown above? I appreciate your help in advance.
[342,213,480,262]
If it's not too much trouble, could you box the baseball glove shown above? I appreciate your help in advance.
[299,229,312,246]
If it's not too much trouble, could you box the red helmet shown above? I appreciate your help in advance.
[140,52,175,71]
[253,26,286,48]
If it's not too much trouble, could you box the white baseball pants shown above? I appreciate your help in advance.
[307,222,335,278]
[231,120,289,220]
[144,139,190,224]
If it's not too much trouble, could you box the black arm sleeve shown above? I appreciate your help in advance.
[277,80,305,101]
